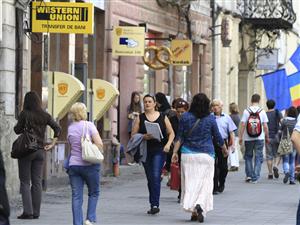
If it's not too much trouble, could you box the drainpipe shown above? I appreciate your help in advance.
[211,0,220,99]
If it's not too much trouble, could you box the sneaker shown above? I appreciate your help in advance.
[283,173,290,184]
[128,162,137,166]
[290,181,296,185]
[85,220,93,225]
[245,177,252,182]
[273,167,279,178]
[268,174,273,179]
[250,180,257,184]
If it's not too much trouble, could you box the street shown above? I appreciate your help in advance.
[10,163,298,225]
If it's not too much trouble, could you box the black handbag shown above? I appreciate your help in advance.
[11,119,39,159]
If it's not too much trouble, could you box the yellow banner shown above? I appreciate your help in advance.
[112,26,145,56]
[31,2,93,34]
[170,39,192,66]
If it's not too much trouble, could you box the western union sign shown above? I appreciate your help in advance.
[31,2,93,34]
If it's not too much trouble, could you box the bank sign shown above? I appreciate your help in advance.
[31,2,94,34]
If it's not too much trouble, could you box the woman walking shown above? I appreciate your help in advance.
[279,106,298,184]
[172,93,226,223]
[131,94,174,214]
[228,102,241,171]
[14,91,61,219]
[67,102,103,225]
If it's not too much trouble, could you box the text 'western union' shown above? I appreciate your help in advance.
[36,7,88,22]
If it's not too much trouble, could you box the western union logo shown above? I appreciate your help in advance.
[36,7,89,22]
[32,2,93,34]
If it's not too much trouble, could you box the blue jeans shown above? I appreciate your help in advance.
[244,140,264,181]
[68,164,100,225]
[297,200,300,225]
[143,149,166,208]
[282,150,296,182]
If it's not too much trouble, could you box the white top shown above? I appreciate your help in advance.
[241,105,269,141]
[295,118,300,132]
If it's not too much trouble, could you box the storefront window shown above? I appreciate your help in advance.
[143,64,155,95]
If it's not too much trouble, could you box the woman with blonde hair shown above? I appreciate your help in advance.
[67,102,103,225]
[228,102,240,171]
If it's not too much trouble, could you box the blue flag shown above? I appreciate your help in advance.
[262,69,292,110]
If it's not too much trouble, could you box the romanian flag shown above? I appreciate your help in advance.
[287,71,300,106]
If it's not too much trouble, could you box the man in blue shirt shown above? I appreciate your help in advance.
[211,99,237,194]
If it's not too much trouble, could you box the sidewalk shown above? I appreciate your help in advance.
[10,163,299,225]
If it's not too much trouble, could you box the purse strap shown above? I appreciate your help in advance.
[186,119,200,138]
[82,121,89,139]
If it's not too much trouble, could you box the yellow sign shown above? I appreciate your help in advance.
[31,2,93,34]
[91,79,119,121]
[170,40,192,66]
[47,71,85,120]
[112,26,145,56]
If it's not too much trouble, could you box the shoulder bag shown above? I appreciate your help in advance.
[11,119,39,159]
[277,127,293,156]
[81,121,104,164]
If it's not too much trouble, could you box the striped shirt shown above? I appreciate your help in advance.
[280,117,297,138]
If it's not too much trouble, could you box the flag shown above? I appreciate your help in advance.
[285,46,300,76]
[287,71,300,106]
[286,46,300,107]
[262,69,292,110]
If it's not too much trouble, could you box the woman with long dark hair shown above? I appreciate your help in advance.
[172,93,226,223]
[155,92,176,118]
[131,94,174,215]
[14,91,61,219]
[127,91,142,136]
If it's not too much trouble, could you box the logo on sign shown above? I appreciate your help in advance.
[58,83,68,96]
[115,27,123,36]
[96,88,105,100]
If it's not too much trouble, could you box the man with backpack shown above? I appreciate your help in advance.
[265,99,282,179]
[239,94,269,183]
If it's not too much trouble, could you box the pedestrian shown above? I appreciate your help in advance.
[155,92,176,118]
[131,94,175,215]
[172,93,226,223]
[0,150,10,225]
[211,99,236,194]
[291,118,300,225]
[126,91,142,165]
[167,99,189,202]
[228,102,241,172]
[238,94,269,183]
[67,102,104,225]
[265,99,282,179]
[127,91,142,136]
[13,91,61,219]
[278,106,298,184]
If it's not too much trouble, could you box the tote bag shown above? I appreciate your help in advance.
[277,127,293,156]
[81,121,104,164]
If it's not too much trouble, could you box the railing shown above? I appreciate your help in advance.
[238,0,296,29]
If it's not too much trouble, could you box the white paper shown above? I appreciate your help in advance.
[145,121,164,141]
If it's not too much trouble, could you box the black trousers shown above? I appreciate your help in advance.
[213,144,228,190]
